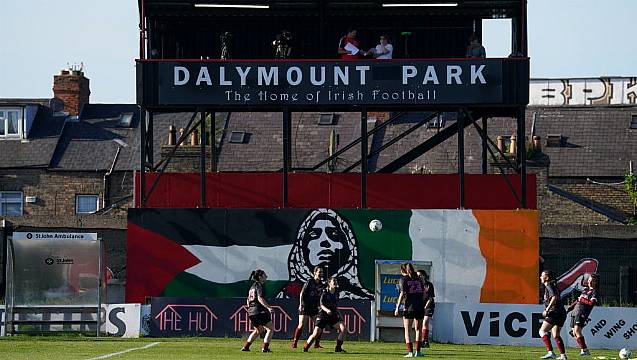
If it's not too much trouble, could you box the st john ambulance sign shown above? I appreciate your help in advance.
[155,60,508,106]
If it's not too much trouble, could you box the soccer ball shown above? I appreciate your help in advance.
[619,348,632,360]
[369,219,382,232]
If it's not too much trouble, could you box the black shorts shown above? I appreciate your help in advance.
[315,313,341,329]
[570,312,589,328]
[544,311,567,327]
[403,309,425,320]
[299,306,319,317]
[424,307,435,317]
[249,312,272,327]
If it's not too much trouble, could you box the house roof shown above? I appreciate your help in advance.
[215,112,368,172]
[50,104,141,171]
[531,106,637,177]
[0,98,50,107]
[369,106,637,177]
[0,106,67,169]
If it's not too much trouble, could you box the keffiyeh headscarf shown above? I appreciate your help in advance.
[282,209,372,299]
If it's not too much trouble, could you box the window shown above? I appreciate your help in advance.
[0,192,23,216]
[118,113,134,127]
[229,131,246,143]
[0,108,24,138]
[631,115,637,129]
[318,113,335,125]
[76,195,99,214]
[546,133,564,147]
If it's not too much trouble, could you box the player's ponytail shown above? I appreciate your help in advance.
[249,270,257,282]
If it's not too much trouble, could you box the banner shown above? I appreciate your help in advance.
[156,60,504,106]
[127,209,539,305]
[441,303,637,350]
[150,297,371,340]
[105,304,141,338]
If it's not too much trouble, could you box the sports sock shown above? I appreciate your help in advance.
[314,333,322,348]
[576,336,587,350]
[262,342,270,351]
[293,327,303,345]
[423,329,429,342]
[555,336,565,354]
[303,341,311,351]
[541,335,553,352]
[243,340,252,350]
[336,339,344,350]
[406,342,413,353]
[415,341,422,352]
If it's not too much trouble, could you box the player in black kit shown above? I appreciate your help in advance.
[242,269,275,353]
[302,277,347,353]
[395,263,425,358]
[567,273,599,356]
[417,269,435,349]
[539,270,568,360]
[292,266,325,349]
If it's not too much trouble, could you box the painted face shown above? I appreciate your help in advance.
[302,216,351,276]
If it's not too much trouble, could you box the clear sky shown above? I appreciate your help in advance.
[1,0,635,103]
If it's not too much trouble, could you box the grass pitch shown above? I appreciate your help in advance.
[0,337,625,360]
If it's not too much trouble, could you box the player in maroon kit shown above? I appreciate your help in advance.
[241,269,275,353]
[539,270,568,360]
[291,266,325,349]
[417,269,435,349]
[396,263,425,358]
[302,277,347,353]
[567,273,600,356]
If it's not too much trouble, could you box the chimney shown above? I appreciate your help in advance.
[52,69,90,116]
[532,135,542,152]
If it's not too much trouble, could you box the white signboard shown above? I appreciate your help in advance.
[105,304,141,338]
[12,232,98,241]
[441,303,637,350]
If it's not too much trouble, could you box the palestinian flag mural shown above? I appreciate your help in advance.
[126,209,539,304]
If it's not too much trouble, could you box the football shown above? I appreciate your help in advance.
[620,348,632,360]
[369,219,383,232]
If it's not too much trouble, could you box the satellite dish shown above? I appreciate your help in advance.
[49,98,65,112]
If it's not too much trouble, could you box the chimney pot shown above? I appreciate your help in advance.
[509,135,517,155]
[191,129,199,146]
[496,136,504,152]
[168,125,177,146]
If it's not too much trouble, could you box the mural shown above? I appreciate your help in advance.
[278,209,373,299]
[530,77,637,106]
[126,209,539,305]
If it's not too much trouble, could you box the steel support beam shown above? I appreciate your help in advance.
[517,107,527,208]
[283,109,291,207]
[361,109,367,208]
[200,110,207,207]
[458,111,465,209]
[481,116,488,174]
[139,107,146,207]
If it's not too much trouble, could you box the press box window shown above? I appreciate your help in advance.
[0,191,23,216]
[76,195,99,214]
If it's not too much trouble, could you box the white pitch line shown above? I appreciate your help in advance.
[87,342,161,360]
